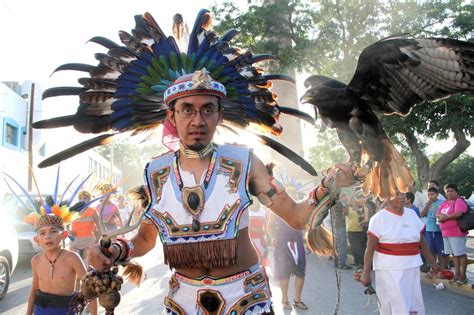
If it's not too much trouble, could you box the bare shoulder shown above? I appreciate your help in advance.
[63,249,82,262]
[31,252,42,266]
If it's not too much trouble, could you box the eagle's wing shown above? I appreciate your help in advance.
[348,35,474,115]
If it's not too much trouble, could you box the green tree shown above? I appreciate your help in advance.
[307,123,348,170]
[439,154,474,198]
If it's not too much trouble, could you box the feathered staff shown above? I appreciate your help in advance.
[302,35,474,200]
[34,9,316,176]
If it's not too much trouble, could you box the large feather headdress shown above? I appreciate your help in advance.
[3,166,104,230]
[33,9,316,176]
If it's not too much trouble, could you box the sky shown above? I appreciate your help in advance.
[1,0,472,157]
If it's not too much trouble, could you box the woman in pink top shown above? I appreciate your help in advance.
[436,183,468,285]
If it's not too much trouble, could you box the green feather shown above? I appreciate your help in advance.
[147,67,162,81]
[169,52,180,71]
[210,65,225,80]
[195,57,209,71]
[152,58,166,77]
[180,53,188,72]
[136,87,155,94]
[141,75,157,86]
[187,53,196,72]
[159,56,171,79]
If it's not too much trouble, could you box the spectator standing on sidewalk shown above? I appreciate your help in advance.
[346,195,367,269]
[405,192,421,218]
[330,190,351,270]
[268,212,308,311]
[421,187,448,270]
[360,192,439,315]
[436,183,469,285]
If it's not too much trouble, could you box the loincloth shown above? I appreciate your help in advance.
[164,263,273,314]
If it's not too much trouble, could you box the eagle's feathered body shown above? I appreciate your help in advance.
[302,35,474,199]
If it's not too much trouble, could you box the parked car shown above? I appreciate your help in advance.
[0,212,19,300]
[1,193,42,257]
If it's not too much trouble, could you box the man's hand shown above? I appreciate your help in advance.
[324,163,356,189]
[88,244,120,272]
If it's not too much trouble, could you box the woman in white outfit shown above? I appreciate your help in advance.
[360,192,439,315]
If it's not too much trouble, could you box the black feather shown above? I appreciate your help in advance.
[38,134,115,168]
[279,106,315,125]
[32,115,76,129]
[257,134,317,177]
[88,36,122,50]
[51,63,95,75]
[42,87,88,100]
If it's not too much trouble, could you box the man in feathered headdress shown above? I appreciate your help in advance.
[89,67,356,313]
[35,8,356,313]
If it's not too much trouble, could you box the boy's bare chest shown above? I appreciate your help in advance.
[37,256,75,284]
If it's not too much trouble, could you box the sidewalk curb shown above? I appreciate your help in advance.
[420,272,474,298]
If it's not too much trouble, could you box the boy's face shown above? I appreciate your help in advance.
[427,191,438,201]
[34,225,68,250]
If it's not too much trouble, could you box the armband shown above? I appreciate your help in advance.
[115,238,134,263]
[256,178,285,207]
[307,185,329,208]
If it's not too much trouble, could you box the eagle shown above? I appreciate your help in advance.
[301,35,474,200]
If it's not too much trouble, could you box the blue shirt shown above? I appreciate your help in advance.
[425,199,442,232]
[410,205,421,218]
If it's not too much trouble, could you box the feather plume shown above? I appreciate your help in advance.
[257,135,317,176]
[38,134,115,168]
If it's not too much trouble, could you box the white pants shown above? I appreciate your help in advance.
[375,267,425,315]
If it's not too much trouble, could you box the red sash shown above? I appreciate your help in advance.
[377,242,420,256]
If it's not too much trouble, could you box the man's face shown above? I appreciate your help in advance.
[34,225,67,250]
[427,191,438,201]
[167,95,222,151]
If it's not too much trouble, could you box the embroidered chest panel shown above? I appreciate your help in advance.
[144,145,252,244]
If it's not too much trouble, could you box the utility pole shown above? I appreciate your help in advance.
[27,83,35,192]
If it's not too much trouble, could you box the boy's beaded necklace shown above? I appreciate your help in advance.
[45,249,63,279]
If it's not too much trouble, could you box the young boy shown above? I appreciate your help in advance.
[27,214,98,315]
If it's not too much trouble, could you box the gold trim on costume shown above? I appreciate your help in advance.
[151,166,171,202]
[164,297,185,314]
[218,157,243,193]
[152,199,241,236]
[228,290,269,313]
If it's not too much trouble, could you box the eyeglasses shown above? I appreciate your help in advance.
[174,107,219,119]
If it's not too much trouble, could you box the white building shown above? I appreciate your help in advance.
[0,81,121,200]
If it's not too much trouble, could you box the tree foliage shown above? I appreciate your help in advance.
[439,154,474,198]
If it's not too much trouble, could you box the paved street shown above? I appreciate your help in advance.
[1,244,473,315]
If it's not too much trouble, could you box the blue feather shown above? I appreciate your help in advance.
[111,99,133,110]
[59,175,78,205]
[3,173,38,212]
[113,118,134,130]
[117,81,139,90]
[118,73,143,83]
[131,59,150,70]
[126,65,148,76]
[115,88,138,97]
[111,108,133,120]
[187,9,210,55]
[43,203,51,214]
[53,165,60,205]
[220,29,239,43]
[67,173,94,207]
[3,178,35,212]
